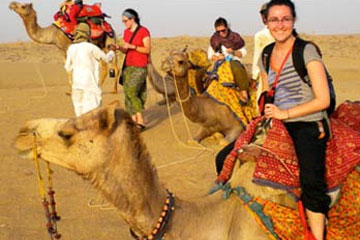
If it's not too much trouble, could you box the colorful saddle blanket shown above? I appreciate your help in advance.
[187,49,258,126]
[217,101,360,198]
[247,169,360,240]
[53,3,114,40]
[205,61,258,126]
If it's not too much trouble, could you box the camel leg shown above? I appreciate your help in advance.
[66,72,72,96]
[111,56,119,93]
[99,60,108,89]
[223,126,243,145]
[193,127,213,142]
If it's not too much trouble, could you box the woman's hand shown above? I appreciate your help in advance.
[226,48,234,54]
[107,44,119,51]
[122,42,131,50]
[264,104,289,120]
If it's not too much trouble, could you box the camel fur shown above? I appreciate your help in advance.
[160,50,245,143]
[14,104,295,240]
[9,1,119,93]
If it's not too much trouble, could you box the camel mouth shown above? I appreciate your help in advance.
[16,148,36,160]
[9,2,18,11]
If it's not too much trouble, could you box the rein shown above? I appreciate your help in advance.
[129,189,175,240]
[177,89,191,103]
[32,133,61,239]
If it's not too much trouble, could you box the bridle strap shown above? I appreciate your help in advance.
[129,189,175,240]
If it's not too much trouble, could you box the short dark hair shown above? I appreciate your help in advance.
[214,17,228,28]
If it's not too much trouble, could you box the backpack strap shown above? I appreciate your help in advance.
[261,42,275,74]
[292,37,310,85]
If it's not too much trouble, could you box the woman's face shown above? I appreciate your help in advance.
[215,24,228,38]
[122,16,134,29]
[267,5,295,43]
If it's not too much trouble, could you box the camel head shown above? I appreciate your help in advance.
[14,103,141,177]
[9,2,35,18]
[161,50,191,78]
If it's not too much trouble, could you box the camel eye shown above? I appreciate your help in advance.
[178,60,184,65]
[58,130,73,141]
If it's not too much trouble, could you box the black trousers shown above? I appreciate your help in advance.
[284,119,331,215]
[215,140,235,175]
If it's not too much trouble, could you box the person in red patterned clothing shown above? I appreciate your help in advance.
[68,0,83,25]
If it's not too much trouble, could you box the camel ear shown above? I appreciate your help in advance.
[29,3,33,8]
[98,105,118,132]
[170,49,176,56]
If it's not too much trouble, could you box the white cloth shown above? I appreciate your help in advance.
[71,89,101,117]
[65,42,114,94]
[207,45,247,62]
[251,27,274,101]
[251,27,274,80]
[65,42,114,116]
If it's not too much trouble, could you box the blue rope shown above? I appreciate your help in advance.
[209,182,279,239]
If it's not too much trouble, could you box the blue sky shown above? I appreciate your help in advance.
[1,0,360,43]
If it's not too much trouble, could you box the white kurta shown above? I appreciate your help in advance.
[64,42,114,116]
[251,27,274,80]
[251,27,274,101]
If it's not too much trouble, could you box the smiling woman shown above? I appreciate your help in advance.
[259,0,332,239]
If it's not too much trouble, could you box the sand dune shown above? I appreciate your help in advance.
[0,35,359,239]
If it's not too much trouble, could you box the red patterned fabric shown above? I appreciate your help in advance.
[255,170,360,240]
[216,101,360,197]
[332,100,360,132]
[53,4,114,40]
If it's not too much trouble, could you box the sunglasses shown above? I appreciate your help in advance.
[122,18,132,23]
[216,28,227,34]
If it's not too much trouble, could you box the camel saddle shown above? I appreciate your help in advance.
[53,3,114,40]
[217,101,360,198]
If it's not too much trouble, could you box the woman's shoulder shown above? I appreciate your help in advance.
[139,26,150,36]
[303,42,322,64]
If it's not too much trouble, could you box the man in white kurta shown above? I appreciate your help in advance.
[65,23,114,117]
[252,3,275,100]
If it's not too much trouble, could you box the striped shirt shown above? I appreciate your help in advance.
[259,44,326,122]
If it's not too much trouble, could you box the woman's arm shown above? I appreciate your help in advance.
[230,47,247,58]
[126,36,151,54]
[207,45,224,62]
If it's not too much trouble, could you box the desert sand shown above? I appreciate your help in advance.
[0,34,359,239]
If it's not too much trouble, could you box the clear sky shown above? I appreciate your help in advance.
[1,0,360,43]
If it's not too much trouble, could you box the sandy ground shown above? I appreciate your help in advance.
[0,35,359,240]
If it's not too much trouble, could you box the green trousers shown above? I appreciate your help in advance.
[123,66,147,115]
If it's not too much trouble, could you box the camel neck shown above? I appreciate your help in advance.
[91,139,166,236]
[22,12,52,44]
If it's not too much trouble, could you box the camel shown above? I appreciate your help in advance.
[14,103,295,240]
[160,50,246,143]
[147,62,177,104]
[9,1,119,93]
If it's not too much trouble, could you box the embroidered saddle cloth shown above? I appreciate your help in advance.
[53,3,114,40]
[217,101,360,198]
